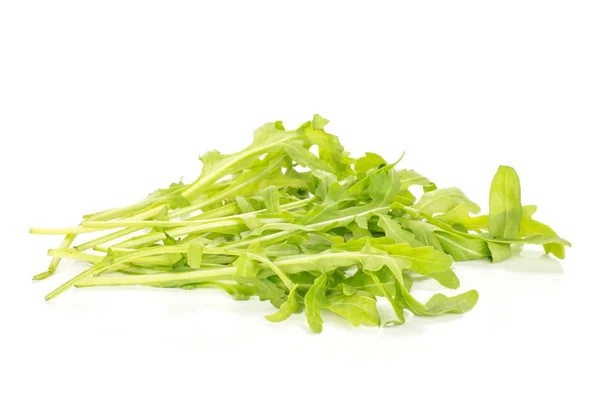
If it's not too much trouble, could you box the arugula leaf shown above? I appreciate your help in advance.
[519,205,568,259]
[436,203,488,231]
[435,231,491,261]
[260,186,281,213]
[398,282,479,316]
[398,169,436,192]
[299,115,355,178]
[345,269,396,297]
[365,270,405,325]
[400,219,444,251]
[376,214,422,246]
[429,269,461,290]
[325,291,381,328]
[355,152,387,174]
[265,285,300,323]
[304,274,330,333]
[488,166,522,239]
[414,187,480,215]
[487,242,512,263]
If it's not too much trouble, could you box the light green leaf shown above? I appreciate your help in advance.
[283,143,337,175]
[187,242,204,269]
[312,169,337,200]
[429,269,460,289]
[376,214,422,246]
[488,165,522,239]
[398,169,436,192]
[265,285,299,323]
[326,292,381,328]
[355,152,387,174]
[437,202,488,231]
[345,269,395,297]
[483,233,571,247]
[519,205,569,259]
[487,242,512,263]
[305,274,330,333]
[423,291,479,315]
[233,254,258,277]
[298,114,355,178]
[260,186,281,213]
[365,270,405,325]
[393,189,417,206]
[435,231,491,261]
[236,196,255,213]
[398,283,479,316]
[414,187,480,215]
[401,219,444,251]
[375,242,453,276]
[369,168,402,205]
[244,278,287,307]
[339,283,358,296]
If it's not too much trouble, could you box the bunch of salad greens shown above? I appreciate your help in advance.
[31,115,570,333]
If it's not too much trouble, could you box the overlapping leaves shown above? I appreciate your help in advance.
[31,116,570,333]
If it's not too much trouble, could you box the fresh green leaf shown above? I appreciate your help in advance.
[487,242,512,263]
[519,205,569,259]
[355,152,387,174]
[325,291,381,328]
[265,285,299,322]
[435,231,491,261]
[488,166,522,239]
[414,187,480,215]
[376,214,422,246]
[304,274,330,333]
[398,169,436,192]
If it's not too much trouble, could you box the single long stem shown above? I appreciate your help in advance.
[47,248,180,268]
[81,216,287,229]
[83,198,158,222]
[77,267,237,287]
[30,226,110,235]
[48,249,103,263]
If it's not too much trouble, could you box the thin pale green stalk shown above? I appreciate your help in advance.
[47,249,104,263]
[77,267,237,287]
[223,206,389,249]
[32,234,76,280]
[45,245,243,300]
[30,226,111,235]
[73,206,166,251]
[113,198,313,249]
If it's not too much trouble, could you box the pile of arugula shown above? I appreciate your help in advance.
[31,115,570,332]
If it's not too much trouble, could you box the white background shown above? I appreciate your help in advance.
[1,1,599,399]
